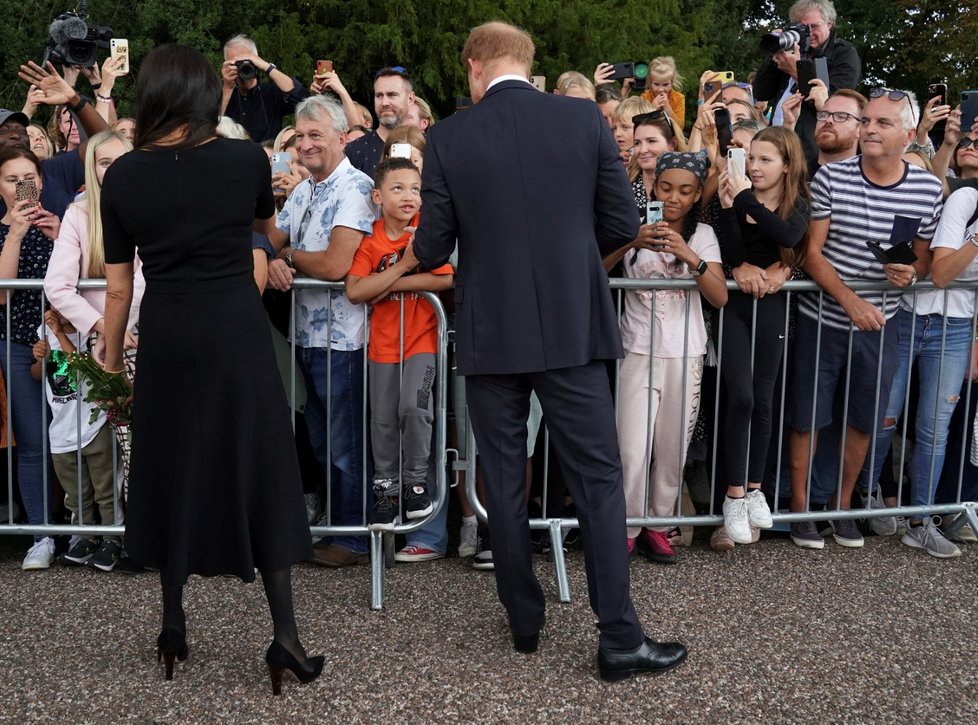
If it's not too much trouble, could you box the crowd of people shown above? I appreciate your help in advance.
[2,0,977,581]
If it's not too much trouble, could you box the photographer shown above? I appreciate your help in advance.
[752,0,860,167]
[220,34,308,142]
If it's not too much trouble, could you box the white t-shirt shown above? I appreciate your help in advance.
[904,187,978,318]
[37,324,106,454]
[620,222,722,357]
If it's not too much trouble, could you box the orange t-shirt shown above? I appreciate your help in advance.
[349,217,453,364]
[639,88,686,129]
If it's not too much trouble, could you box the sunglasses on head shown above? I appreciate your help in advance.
[869,87,917,126]
[375,65,410,80]
[631,110,666,127]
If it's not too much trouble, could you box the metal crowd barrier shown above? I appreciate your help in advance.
[0,279,448,611]
[461,278,978,603]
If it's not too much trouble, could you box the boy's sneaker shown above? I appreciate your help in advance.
[861,489,897,536]
[370,477,399,528]
[394,545,444,562]
[940,512,978,543]
[60,538,100,566]
[902,518,961,558]
[89,540,123,571]
[637,529,677,565]
[473,525,493,570]
[723,496,753,544]
[458,520,478,557]
[403,483,433,520]
[22,537,55,570]
[830,518,864,548]
[790,521,825,549]
[745,489,773,529]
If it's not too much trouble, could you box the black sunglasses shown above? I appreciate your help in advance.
[631,110,666,127]
[375,66,410,80]
[869,87,917,126]
[958,138,978,149]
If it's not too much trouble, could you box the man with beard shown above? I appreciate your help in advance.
[807,89,866,178]
[344,67,415,176]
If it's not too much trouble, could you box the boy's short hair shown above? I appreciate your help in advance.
[374,157,420,188]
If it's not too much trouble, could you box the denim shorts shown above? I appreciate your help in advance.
[788,313,901,434]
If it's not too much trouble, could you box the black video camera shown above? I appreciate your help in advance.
[759,22,812,56]
[235,59,260,82]
[44,2,111,68]
[608,61,650,92]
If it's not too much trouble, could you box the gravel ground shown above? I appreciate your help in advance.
[1,532,976,723]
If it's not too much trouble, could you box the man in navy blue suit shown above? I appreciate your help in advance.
[412,21,687,680]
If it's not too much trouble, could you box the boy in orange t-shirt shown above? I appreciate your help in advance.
[346,158,454,527]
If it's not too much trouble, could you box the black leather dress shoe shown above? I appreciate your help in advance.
[513,632,539,654]
[597,636,687,681]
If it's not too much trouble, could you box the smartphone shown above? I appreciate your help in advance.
[960,91,978,133]
[927,82,948,107]
[715,107,732,155]
[316,60,333,76]
[727,147,746,178]
[110,39,129,75]
[270,152,291,193]
[703,71,734,99]
[14,179,38,209]
[814,57,829,89]
[530,76,546,92]
[609,62,635,81]
[646,200,664,225]
[390,143,412,159]
[796,60,816,99]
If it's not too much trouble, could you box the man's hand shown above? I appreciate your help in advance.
[732,263,770,299]
[772,43,800,80]
[272,167,302,199]
[80,63,101,88]
[311,71,349,98]
[843,297,886,331]
[267,258,296,291]
[806,78,828,110]
[883,262,917,288]
[221,61,239,90]
[18,61,79,106]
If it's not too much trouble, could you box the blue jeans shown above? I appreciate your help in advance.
[861,309,971,509]
[1,342,50,533]
[298,347,368,554]
[405,428,447,554]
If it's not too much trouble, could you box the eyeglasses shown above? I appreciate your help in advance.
[816,110,859,123]
[631,110,666,126]
[958,138,978,149]
[375,66,410,80]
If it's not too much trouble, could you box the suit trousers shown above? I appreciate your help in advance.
[465,361,644,650]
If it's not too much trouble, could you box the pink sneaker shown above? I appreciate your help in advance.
[637,529,678,565]
[626,537,637,556]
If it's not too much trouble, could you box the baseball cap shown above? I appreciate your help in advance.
[0,109,30,129]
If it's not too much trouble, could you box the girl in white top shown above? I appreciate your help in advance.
[604,151,727,562]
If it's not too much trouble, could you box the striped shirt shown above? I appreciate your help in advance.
[800,157,943,330]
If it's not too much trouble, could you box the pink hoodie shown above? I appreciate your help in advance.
[43,202,145,335]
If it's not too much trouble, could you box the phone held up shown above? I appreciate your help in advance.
[530,76,546,92]
[270,152,292,193]
[316,60,334,76]
[110,39,129,75]
[727,147,746,178]
[15,179,39,210]
[389,143,413,160]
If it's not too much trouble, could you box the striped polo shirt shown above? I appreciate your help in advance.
[800,156,943,330]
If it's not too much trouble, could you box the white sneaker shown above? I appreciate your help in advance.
[745,489,773,529]
[723,496,753,544]
[458,520,478,557]
[861,489,897,536]
[902,518,961,558]
[22,537,55,570]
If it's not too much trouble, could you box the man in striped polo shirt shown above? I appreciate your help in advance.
[787,89,944,549]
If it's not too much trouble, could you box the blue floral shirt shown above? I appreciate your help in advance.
[276,157,377,350]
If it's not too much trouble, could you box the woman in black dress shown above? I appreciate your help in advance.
[99,44,322,695]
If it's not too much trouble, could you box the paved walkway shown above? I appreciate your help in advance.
[1,533,976,723]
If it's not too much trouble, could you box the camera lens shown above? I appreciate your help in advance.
[236,60,259,81]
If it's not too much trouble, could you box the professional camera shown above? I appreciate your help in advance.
[43,2,111,68]
[609,61,650,92]
[235,59,259,81]
[759,22,812,55]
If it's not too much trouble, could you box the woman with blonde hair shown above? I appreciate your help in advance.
[554,71,596,100]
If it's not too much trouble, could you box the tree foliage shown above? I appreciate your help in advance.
[1,0,975,129]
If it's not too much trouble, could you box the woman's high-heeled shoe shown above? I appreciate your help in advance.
[156,628,189,681]
[264,640,324,695]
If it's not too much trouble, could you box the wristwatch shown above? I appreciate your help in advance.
[284,248,295,268]
[689,259,708,277]
[265,63,277,77]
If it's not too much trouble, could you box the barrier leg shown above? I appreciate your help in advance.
[370,530,385,610]
[549,519,572,603]
[962,503,978,539]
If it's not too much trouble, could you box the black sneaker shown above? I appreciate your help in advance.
[60,538,99,566]
[89,540,123,572]
[473,525,494,570]
[403,483,433,520]
[370,477,399,528]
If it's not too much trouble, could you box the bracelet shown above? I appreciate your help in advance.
[103,367,126,375]
[968,234,978,249]
[96,93,113,103]
[265,63,277,76]
[69,95,89,114]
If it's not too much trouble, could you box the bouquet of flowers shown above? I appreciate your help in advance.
[66,352,134,493]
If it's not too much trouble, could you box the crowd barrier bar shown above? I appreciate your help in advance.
[462,278,978,605]
[0,279,448,611]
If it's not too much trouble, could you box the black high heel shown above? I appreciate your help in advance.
[156,628,189,681]
[264,640,324,695]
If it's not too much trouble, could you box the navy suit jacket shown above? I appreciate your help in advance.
[413,80,639,376]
